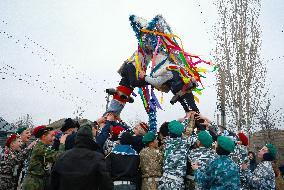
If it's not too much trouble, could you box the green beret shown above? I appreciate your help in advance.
[198,131,213,148]
[266,143,277,159]
[142,131,156,145]
[217,136,235,153]
[16,127,27,135]
[168,120,184,136]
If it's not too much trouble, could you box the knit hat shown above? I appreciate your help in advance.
[142,131,156,145]
[5,134,18,147]
[16,127,27,135]
[217,136,235,153]
[76,124,93,140]
[197,131,213,148]
[238,132,249,146]
[32,125,53,138]
[61,118,80,132]
[168,120,184,136]
[265,143,277,159]
[111,126,125,136]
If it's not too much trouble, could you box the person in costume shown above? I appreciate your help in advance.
[22,125,67,190]
[140,60,199,113]
[140,131,163,190]
[105,50,150,116]
[241,144,277,190]
[192,136,240,189]
[130,14,204,113]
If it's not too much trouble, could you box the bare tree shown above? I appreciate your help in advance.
[256,90,284,143]
[214,0,267,134]
[12,114,34,129]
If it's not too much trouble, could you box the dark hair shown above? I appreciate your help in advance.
[216,145,230,156]
[159,122,169,137]
[92,121,99,130]
[195,119,206,131]
[119,132,133,145]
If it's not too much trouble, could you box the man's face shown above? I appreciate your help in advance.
[258,146,269,159]
[21,129,31,143]
[42,131,55,145]
[11,138,22,151]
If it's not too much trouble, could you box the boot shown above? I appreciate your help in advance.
[128,97,134,103]
[170,94,180,105]
[106,88,116,95]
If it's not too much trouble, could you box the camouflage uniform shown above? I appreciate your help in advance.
[241,161,275,190]
[229,144,248,166]
[188,147,218,189]
[0,149,26,190]
[22,141,64,190]
[194,155,240,190]
[158,137,194,190]
[229,144,249,190]
[140,147,163,190]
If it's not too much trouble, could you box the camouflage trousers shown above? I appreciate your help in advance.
[158,175,185,190]
[22,174,48,190]
[0,176,17,190]
[142,177,160,190]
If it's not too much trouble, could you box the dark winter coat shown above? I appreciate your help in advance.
[106,145,140,183]
[48,135,113,190]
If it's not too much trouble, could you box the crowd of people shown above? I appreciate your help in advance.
[0,111,283,190]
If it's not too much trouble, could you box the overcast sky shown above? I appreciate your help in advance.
[0,0,283,128]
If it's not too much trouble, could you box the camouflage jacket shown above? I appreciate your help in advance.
[139,147,163,178]
[188,147,218,173]
[0,148,26,177]
[162,137,193,177]
[241,161,275,190]
[194,155,240,190]
[103,139,118,156]
[229,144,248,166]
[27,141,64,177]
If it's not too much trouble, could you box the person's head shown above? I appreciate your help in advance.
[258,144,277,161]
[142,131,159,148]
[133,122,149,136]
[32,125,54,145]
[61,118,79,134]
[118,132,133,145]
[248,151,256,160]
[216,136,235,156]
[159,122,169,139]
[168,120,184,138]
[197,131,213,148]
[75,124,94,142]
[16,127,31,143]
[218,125,226,133]
[237,132,249,146]
[6,134,22,151]
[91,121,99,137]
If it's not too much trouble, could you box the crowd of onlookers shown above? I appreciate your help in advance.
[0,111,284,190]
